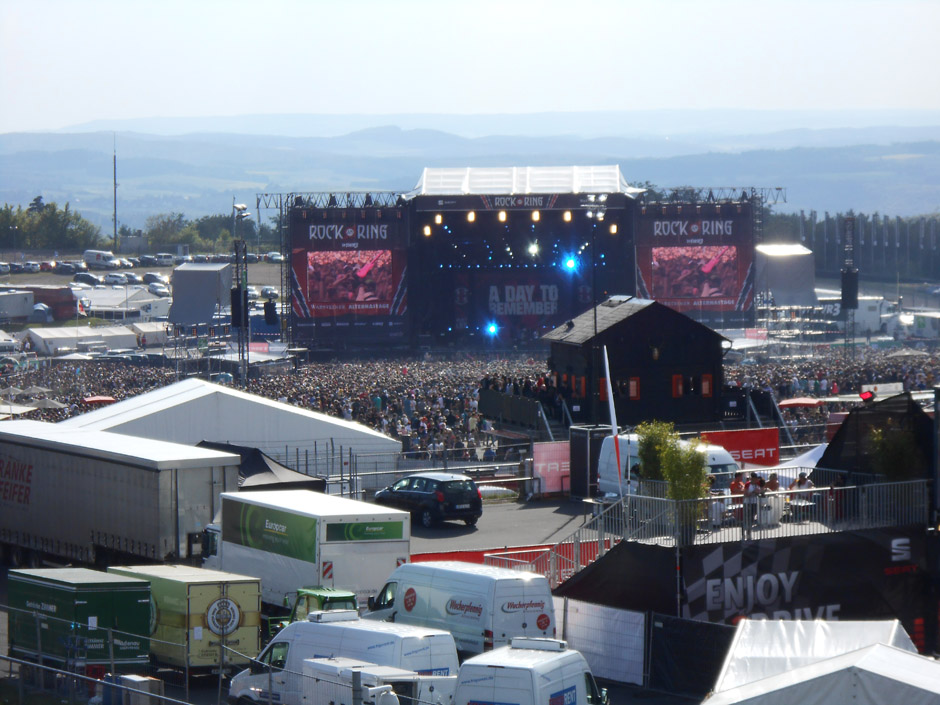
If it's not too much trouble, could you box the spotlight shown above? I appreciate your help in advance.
[467,211,476,223]
[585,210,594,219]
[528,242,539,256]
[564,257,577,270]
[498,211,507,222]
[423,225,431,236]
[563,211,572,222]
[434,214,443,224]
[486,323,499,336]
[596,211,605,221]
[609,224,618,234]
[598,194,607,203]
[531,211,540,222]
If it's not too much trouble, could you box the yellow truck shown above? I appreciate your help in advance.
[108,564,261,675]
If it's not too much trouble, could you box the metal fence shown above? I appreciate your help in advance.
[0,603,258,705]
[485,479,931,587]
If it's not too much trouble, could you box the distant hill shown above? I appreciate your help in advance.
[1,111,939,230]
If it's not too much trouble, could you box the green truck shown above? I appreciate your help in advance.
[8,568,151,676]
[266,586,358,639]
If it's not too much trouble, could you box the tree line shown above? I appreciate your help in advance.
[1,198,276,255]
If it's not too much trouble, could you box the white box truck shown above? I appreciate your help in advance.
[202,490,410,608]
[303,657,456,705]
[364,561,555,657]
[227,610,459,705]
[596,432,739,497]
[454,638,607,705]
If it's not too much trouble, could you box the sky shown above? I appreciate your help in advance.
[2,0,940,134]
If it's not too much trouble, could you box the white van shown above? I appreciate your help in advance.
[228,611,459,705]
[154,252,174,266]
[303,657,456,705]
[454,638,607,705]
[83,249,120,269]
[596,433,740,496]
[364,561,555,656]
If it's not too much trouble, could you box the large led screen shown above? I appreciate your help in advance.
[290,211,408,344]
[635,207,754,317]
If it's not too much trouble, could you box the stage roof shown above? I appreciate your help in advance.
[407,165,644,197]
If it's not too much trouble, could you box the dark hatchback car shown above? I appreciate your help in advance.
[374,472,483,528]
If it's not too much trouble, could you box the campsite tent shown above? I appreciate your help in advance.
[704,643,940,705]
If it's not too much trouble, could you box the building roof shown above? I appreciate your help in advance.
[543,295,730,346]
[0,419,240,470]
[541,296,654,345]
[58,377,401,457]
[407,165,643,197]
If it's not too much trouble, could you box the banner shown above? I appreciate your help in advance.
[681,528,929,646]
[222,499,317,563]
[325,520,404,542]
[701,428,779,467]
[533,441,571,494]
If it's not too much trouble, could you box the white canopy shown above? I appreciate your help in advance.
[704,643,940,705]
[407,165,644,197]
[713,619,916,693]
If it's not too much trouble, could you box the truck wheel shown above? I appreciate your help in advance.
[464,517,478,526]
[421,509,436,528]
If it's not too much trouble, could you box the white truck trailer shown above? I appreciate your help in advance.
[202,489,410,608]
[0,419,240,567]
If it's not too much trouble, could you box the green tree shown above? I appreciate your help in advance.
[145,213,187,250]
[661,438,709,501]
[635,420,674,481]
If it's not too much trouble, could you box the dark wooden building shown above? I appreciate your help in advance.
[543,296,728,426]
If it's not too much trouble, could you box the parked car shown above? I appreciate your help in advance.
[142,272,169,285]
[174,254,193,265]
[0,262,9,274]
[126,257,140,267]
[74,272,103,286]
[23,261,41,273]
[70,260,88,271]
[124,272,143,284]
[104,272,128,285]
[54,262,76,274]
[138,254,157,267]
[9,263,24,274]
[260,286,279,300]
[40,261,57,271]
[245,286,260,301]
[148,283,170,297]
[373,471,483,527]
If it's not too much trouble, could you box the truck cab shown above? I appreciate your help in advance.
[265,586,359,640]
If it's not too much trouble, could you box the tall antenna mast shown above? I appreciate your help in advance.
[113,134,118,252]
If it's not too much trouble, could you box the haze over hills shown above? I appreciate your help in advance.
[1,110,939,231]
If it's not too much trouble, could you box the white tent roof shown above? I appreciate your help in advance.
[407,165,643,197]
[713,619,916,693]
[58,377,401,457]
[705,643,940,705]
[0,419,240,470]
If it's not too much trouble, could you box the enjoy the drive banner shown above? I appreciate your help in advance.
[222,499,317,563]
[681,528,928,646]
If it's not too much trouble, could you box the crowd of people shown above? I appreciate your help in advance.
[1,346,936,455]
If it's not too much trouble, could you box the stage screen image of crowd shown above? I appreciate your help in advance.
[290,212,408,344]
[635,205,755,323]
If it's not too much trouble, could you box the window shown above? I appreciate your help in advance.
[391,478,409,491]
[585,673,606,704]
[374,581,397,610]
[260,641,289,671]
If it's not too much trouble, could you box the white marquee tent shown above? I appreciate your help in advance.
[58,378,401,473]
